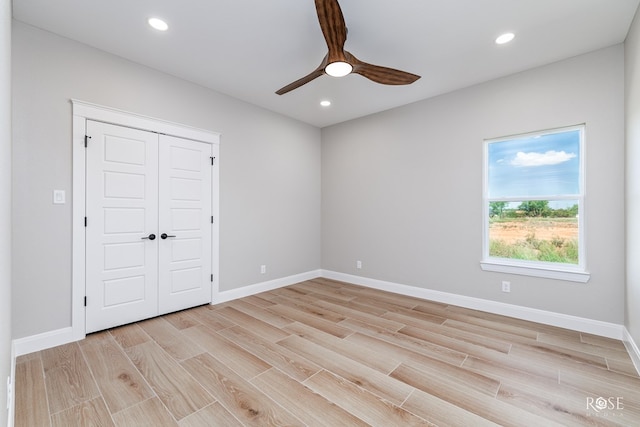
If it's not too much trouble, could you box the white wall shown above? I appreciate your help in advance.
[1,2,12,425]
[11,21,322,339]
[626,9,640,347]
[322,46,625,323]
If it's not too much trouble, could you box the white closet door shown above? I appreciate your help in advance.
[158,135,212,313]
[85,121,159,333]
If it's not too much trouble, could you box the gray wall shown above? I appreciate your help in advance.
[322,46,625,323]
[1,1,11,425]
[10,18,632,342]
[11,21,322,339]
[626,10,640,347]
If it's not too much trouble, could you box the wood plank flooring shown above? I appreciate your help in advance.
[14,278,640,426]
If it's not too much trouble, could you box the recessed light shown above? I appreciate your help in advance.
[320,100,331,107]
[148,17,169,31]
[495,33,515,45]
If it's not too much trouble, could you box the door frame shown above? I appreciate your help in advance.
[71,99,220,340]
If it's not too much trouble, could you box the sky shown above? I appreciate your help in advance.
[487,128,581,204]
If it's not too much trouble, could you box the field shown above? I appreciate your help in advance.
[488,217,579,264]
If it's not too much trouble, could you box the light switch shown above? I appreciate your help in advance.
[53,190,66,204]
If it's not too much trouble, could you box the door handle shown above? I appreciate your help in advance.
[141,233,156,240]
[161,233,176,239]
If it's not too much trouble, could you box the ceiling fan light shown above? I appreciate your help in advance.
[325,61,353,77]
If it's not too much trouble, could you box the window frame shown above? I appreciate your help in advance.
[480,124,590,283]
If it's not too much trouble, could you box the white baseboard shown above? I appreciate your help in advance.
[321,270,626,340]
[623,328,640,375]
[12,270,322,356]
[12,327,76,357]
[12,268,629,360]
[216,270,322,303]
[8,341,15,427]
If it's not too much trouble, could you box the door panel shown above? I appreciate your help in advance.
[171,238,202,262]
[103,171,146,199]
[85,121,159,333]
[171,177,203,201]
[103,208,145,234]
[171,209,202,231]
[170,267,203,293]
[103,276,146,306]
[103,242,145,270]
[158,135,212,313]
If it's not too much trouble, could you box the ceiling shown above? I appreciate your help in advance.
[12,0,640,128]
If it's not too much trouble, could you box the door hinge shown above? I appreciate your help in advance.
[211,216,214,224]
[210,156,215,165]
[84,217,87,227]
[84,135,91,147]
[210,274,214,282]
[84,296,87,307]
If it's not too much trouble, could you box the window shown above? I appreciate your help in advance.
[481,125,589,282]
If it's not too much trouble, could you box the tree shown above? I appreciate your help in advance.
[568,204,579,216]
[518,200,550,217]
[489,201,507,218]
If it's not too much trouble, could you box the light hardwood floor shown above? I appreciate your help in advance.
[14,278,640,426]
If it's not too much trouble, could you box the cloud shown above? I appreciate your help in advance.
[510,150,576,167]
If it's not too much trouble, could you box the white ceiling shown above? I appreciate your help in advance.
[12,0,640,128]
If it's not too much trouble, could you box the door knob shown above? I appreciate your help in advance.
[141,233,156,240]
[161,233,176,239]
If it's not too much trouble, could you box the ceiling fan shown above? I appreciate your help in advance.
[276,0,421,95]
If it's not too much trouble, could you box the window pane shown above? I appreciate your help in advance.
[488,129,581,198]
[488,200,579,264]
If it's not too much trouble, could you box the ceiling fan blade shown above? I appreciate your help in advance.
[277,55,329,95]
[348,52,421,85]
[315,0,348,59]
[276,65,325,95]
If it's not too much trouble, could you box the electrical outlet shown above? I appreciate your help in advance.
[356,260,362,269]
[260,265,266,274]
[502,281,511,293]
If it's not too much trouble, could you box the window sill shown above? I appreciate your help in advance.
[480,260,590,283]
